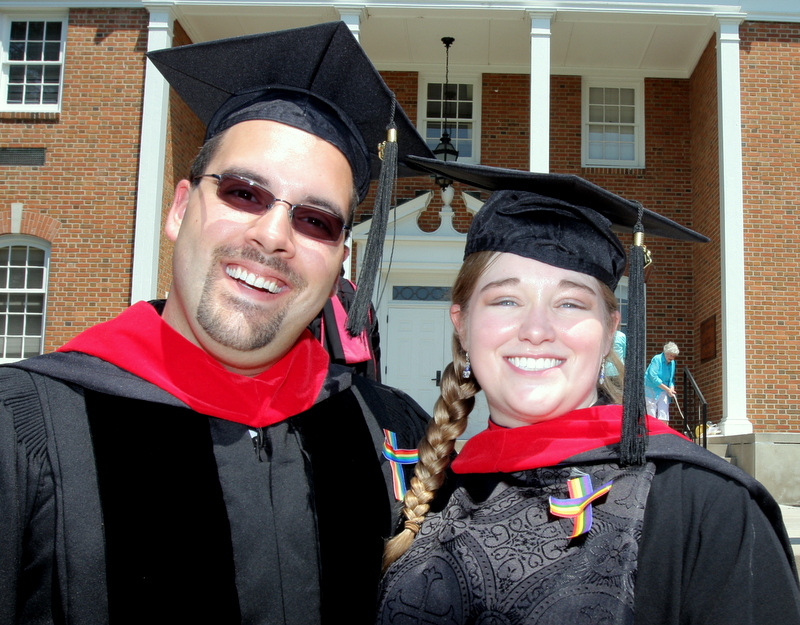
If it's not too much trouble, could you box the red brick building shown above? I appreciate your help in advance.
[1,1,798,444]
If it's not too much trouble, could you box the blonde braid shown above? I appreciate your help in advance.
[383,340,480,569]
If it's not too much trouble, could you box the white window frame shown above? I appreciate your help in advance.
[0,14,68,113]
[582,79,645,169]
[0,235,50,363]
[418,73,481,164]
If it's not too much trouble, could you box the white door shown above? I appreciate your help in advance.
[383,305,451,417]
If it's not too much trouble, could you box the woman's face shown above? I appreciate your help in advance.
[452,253,618,428]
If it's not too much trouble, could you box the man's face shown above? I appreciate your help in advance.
[163,120,353,375]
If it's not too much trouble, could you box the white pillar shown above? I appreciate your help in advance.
[527,12,553,173]
[335,6,365,42]
[130,8,173,304]
[716,15,751,435]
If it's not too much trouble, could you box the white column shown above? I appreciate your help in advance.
[130,8,173,304]
[527,12,553,173]
[335,6,365,42]
[716,15,751,435]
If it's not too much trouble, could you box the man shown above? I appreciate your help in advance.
[645,341,680,421]
[0,23,431,624]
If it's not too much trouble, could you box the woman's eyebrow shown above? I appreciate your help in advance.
[479,277,520,293]
[559,279,598,296]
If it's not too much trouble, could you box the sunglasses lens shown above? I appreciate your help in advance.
[292,206,344,242]
[215,176,273,215]
[211,174,344,242]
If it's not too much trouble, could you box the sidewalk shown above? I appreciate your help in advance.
[780,505,800,568]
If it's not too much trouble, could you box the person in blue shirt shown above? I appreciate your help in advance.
[645,341,679,421]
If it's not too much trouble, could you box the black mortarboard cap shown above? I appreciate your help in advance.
[146,21,433,202]
[406,157,707,288]
[407,156,709,467]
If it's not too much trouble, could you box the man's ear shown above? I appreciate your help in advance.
[165,179,192,242]
[450,304,468,351]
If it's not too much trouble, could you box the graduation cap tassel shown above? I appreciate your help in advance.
[347,106,399,337]
[621,206,650,466]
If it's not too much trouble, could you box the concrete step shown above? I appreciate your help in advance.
[706,442,735,464]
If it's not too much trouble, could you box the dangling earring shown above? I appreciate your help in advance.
[463,353,471,379]
[598,362,606,385]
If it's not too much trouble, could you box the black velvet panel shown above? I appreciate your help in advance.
[85,391,240,624]
[295,390,391,624]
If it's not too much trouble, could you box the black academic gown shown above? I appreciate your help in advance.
[378,433,800,625]
[0,351,428,625]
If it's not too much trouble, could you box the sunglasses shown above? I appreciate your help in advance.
[193,173,351,243]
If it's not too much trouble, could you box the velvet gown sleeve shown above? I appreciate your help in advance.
[635,459,800,625]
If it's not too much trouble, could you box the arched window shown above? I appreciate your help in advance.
[0,236,49,362]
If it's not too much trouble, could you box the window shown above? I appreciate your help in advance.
[582,80,644,168]
[0,238,49,362]
[1,17,67,112]
[420,76,480,163]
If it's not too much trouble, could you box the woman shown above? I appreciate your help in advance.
[378,159,800,624]
[645,341,679,421]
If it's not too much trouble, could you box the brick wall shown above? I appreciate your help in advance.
[689,36,723,425]
[0,8,148,351]
[156,21,205,298]
[740,21,800,430]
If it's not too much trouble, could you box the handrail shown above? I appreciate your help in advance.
[682,367,708,448]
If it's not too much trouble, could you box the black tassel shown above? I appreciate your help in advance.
[348,102,399,337]
[621,206,649,466]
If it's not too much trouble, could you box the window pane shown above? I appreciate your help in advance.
[605,126,619,142]
[45,22,62,41]
[27,294,44,313]
[605,143,619,160]
[10,22,27,40]
[9,42,25,61]
[8,268,25,288]
[44,42,61,62]
[6,337,22,359]
[426,101,441,117]
[605,106,620,123]
[457,101,472,119]
[7,85,23,104]
[23,337,41,358]
[589,105,603,123]
[9,66,25,83]
[7,315,23,335]
[8,294,25,311]
[0,269,6,289]
[427,83,442,99]
[605,88,619,105]
[42,86,59,104]
[589,87,603,104]
[443,84,457,101]
[26,65,43,83]
[458,84,473,100]
[620,143,635,160]
[25,85,42,105]
[10,247,27,266]
[620,106,635,124]
[620,126,635,139]
[0,295,7,312]
[0,249,7,265]
[443,101,457,119]
[620,89,635,105]
[28,248,45,266]
[588,143,603,159]
[26,314,42,335]
[27,267,44,289]
[28,22,45,40]
[26,42,43,62]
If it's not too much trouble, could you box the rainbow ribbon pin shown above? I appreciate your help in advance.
[549,473,613,538]
[382,429,419,501]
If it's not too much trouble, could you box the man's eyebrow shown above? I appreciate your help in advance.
[221,166,347,220]
[479,277,520,293]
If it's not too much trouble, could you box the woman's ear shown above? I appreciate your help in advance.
[450,304,468,351]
